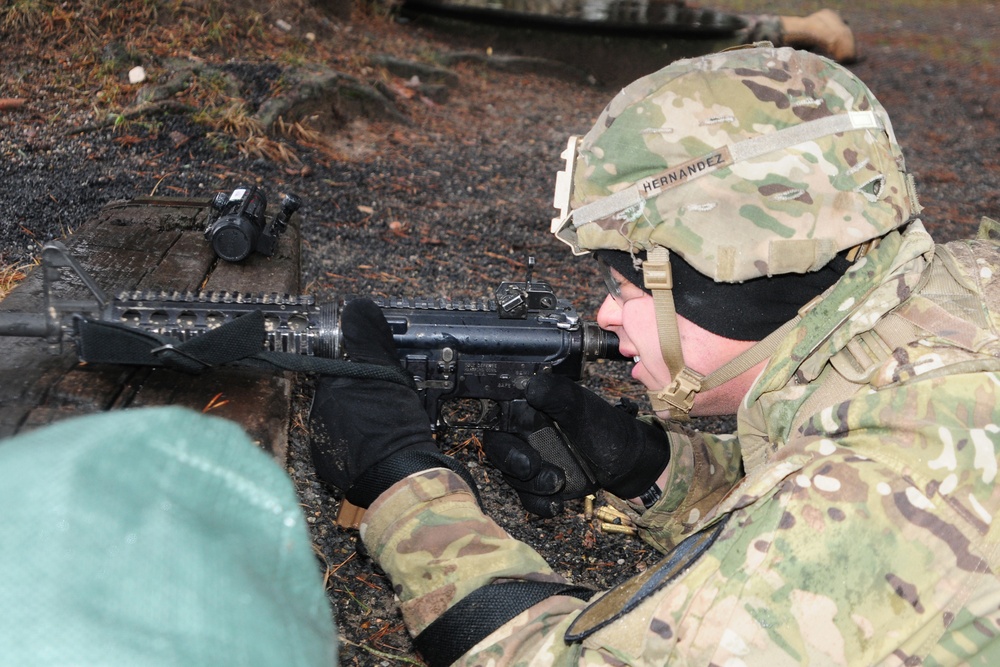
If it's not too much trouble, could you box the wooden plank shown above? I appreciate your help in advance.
[138,230,217,292]
[45,364,137,409]
[0,196,301,464]
[116,366,292,461]
[0,350,78,433]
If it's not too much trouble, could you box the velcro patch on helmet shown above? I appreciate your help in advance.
[553,46,920,280]
[768,238,838,275]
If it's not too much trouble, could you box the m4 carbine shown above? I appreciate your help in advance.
[0,242,624,449]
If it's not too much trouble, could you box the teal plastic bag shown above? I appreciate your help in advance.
[0,407,337,666]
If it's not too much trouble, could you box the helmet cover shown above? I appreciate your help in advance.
[553,45,920,282]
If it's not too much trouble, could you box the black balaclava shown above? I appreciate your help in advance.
[595,249,851,342]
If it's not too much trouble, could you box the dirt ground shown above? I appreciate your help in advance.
[1,0,998,664]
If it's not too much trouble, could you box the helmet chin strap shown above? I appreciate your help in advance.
[642,247,703,418]
[641,246,804,419]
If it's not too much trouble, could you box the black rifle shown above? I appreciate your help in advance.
[0,242,623,491]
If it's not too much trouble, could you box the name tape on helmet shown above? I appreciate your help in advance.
[636,147,734,198]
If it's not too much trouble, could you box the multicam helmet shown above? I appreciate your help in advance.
[551,44,921,416]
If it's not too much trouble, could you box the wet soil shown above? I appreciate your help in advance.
[1,1,998,664]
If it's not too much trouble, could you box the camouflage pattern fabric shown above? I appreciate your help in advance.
[362,221,1000,664]
[553,46,919,281]
[0,407,337,666]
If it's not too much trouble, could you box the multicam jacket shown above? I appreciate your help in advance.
[361,220,1000,665]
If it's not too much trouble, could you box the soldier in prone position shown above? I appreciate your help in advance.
[309,45,1000,665]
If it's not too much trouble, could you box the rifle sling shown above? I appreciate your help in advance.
[74,314,416,388]
[414,581,594,667]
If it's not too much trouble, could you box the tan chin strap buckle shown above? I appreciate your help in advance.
[642,245,703,418]
[648,366,704,417]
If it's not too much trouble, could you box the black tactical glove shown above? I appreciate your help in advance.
[482,401,597,518]
[483,374,670,517]
[309,299,474,508]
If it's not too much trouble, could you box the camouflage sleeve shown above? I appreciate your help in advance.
[580,374,1000,663]
[360,468,576,636]
[634,421,744,553]
[358,430,747,665]
[362,374,1000,664]
[361,468,632,665]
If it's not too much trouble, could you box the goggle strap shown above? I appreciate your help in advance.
[572,187,644,229]
[728,111,880,163]
[569,111,884,229]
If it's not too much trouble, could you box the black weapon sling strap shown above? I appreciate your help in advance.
[414,581,594,667]
[74,310,415,388]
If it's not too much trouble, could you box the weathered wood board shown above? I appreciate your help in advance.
[0,196,301,463]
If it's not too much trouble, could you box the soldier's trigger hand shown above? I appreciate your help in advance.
[524,374,670,500]
[482,430,569,518]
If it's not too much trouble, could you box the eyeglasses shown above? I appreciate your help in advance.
[597,259,625,305]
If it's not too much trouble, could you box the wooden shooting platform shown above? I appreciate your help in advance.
[0,196,301,463]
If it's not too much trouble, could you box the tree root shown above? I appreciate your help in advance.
[64,100,197,136]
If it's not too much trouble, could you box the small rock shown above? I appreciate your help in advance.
[128,66,146,84]
[276,19,292,32]
[169,131,191,148]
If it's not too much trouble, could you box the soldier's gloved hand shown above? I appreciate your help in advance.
[309,299,461,508]
[482,402,598,518]
[485,374,670,514]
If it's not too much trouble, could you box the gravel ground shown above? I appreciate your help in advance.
[2,1,998,664]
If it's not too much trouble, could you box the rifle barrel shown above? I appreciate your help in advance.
[0,312,51,338]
